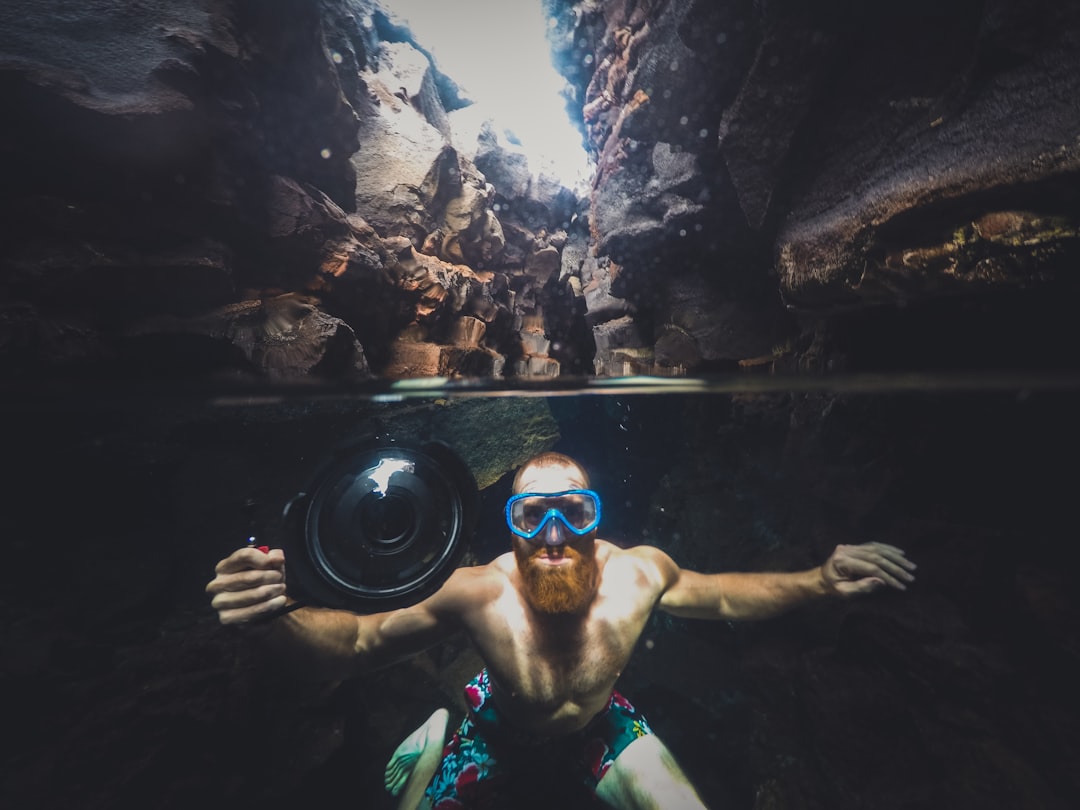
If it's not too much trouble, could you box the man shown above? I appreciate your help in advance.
[207,451,916,808]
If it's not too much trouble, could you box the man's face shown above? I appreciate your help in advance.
[511,462,599,615]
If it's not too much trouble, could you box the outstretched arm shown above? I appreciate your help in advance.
[655,542,916,621]
[205,547,467,679]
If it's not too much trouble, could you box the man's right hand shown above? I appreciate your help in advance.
[205,547,288,625]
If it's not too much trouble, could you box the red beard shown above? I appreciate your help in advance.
[514,543,599,615]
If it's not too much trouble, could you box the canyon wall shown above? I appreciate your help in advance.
[5,1,1076,384]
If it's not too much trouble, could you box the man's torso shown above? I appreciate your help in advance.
[453,541,667,735]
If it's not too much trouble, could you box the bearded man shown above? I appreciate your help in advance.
[207,451,916,809]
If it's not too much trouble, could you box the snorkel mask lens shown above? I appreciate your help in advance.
[505,489,602,540]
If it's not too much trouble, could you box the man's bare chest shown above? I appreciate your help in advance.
[467,589,653,708]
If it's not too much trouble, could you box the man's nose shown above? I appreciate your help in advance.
[543,517,566,546]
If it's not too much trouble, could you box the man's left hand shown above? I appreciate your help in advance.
[821,543,916,596]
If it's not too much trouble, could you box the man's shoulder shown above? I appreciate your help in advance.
[441,555,513,600]
[599,541,678,584]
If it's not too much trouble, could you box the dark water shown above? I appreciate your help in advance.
[2,374,1079,809]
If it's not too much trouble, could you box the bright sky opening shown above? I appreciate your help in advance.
[381,0,593,192]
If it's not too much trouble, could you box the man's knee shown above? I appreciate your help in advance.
[595,735,707,810]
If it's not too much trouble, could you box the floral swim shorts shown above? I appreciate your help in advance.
[424,669,654,809]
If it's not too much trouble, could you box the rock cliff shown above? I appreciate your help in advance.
[5,0,1076,383]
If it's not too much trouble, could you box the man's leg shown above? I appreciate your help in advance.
[384,708,449,810]
[594,734,708,810]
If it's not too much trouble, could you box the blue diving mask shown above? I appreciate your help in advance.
[505,489,602,541]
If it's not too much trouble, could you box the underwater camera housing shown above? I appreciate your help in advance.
[282,438,477,612]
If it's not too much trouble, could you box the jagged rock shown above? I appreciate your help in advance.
[128,293,370,380]
[0,0,239,160]
[598,346,654,378]
[376,40,451,138]
[474,209,507,265]
[447,315,487,348]
[717,17,835,231]
[389,248,494,328]
[510,355,561,377]
[591,313,644,376]
[383,338,445,377]
[351,57,449,238]
[0,0,377,381]
[567,275,584,299]
[263,175,393,291]
[559,230,589,281]
[497,220,538,266]
[462,274,505,323]
[653,323,699,370]
[546,229,569,250]
[440,170,487,235]
[348,35,509,282]
[520,329,551,357]
[317,229,388,288]
[523,171,579,230]
[551,0,1080,375]
[524,246,562,284]
[581,255,632,326]
[438,170,506,266]
[473,120,533,200]
[383,336,502,378]
[776,44,1080,310]
[459,114,579,233]
[659,272,791,365]
[591,139,708,262]
[265,175,351,241]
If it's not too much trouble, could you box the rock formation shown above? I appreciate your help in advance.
[0,0,587,384]
[546,0,1080,375]
[5,0,1078,384]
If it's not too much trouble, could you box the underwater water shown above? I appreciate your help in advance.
[2,374,1079,810]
